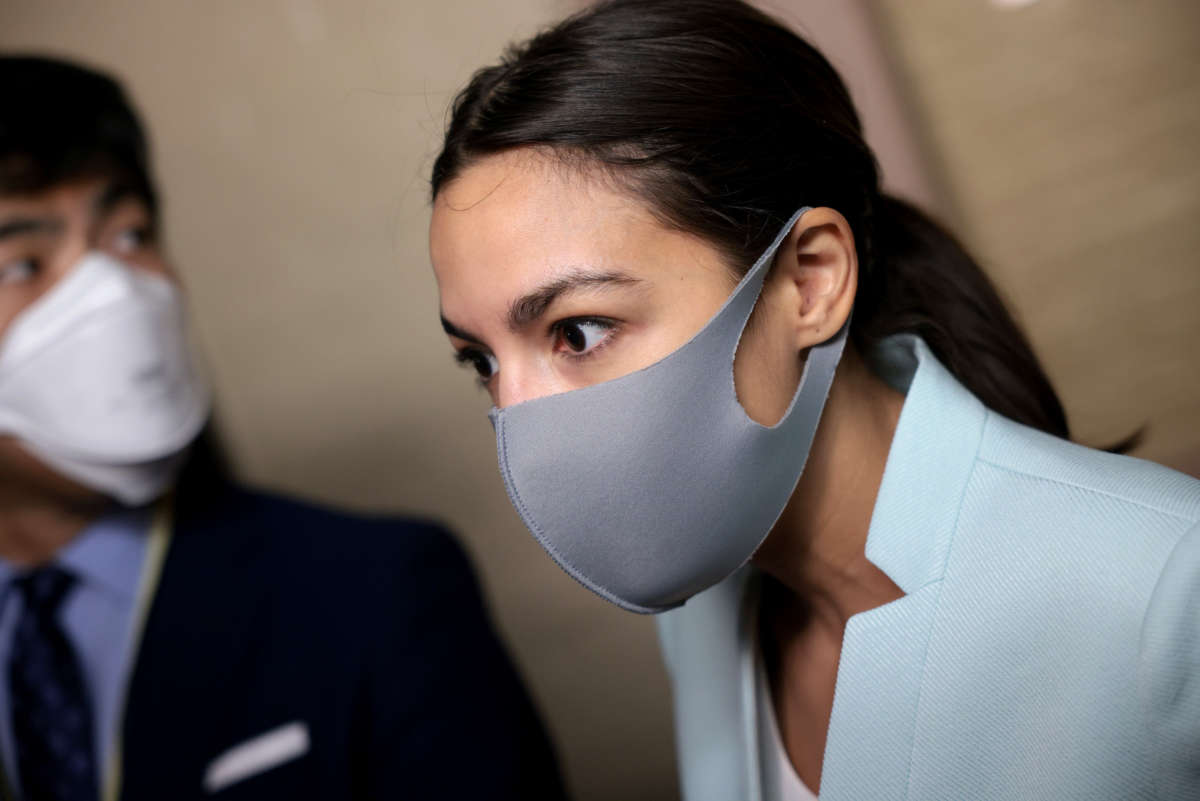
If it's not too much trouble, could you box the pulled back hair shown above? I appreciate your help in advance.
[0,56,158,216]
[432,0,1071,439]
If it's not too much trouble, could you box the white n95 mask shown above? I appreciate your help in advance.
[489,207,849,614]
[0,252,211,505]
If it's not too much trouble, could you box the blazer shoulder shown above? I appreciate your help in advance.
[1138,521,1200,801]
[977,412,1200,525]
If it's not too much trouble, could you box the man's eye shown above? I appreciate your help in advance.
[0,259,37,287]
[113,226,151,254]
[455,349,499,380]
[554,318,614,356]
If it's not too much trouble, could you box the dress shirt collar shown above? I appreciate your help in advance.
[0,504,153,602]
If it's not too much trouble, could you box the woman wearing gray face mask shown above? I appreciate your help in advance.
[428,1,1200,800]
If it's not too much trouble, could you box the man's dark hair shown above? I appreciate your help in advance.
[0,55,157,215]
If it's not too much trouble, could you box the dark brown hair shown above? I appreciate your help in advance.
[432,0,1071,439]
[0,56,157,216]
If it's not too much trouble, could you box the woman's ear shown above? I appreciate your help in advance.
[770,206,858,350]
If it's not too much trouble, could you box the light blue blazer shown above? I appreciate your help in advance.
[657,335,1200,801]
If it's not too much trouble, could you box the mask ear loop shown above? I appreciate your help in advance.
[722,206,849,429]
[728,206,813,347]
[723,206,852,432]
[723,206,812,398]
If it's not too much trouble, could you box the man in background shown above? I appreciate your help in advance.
[0,56,566,801]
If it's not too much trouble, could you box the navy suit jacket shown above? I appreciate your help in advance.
[119,471,566,799]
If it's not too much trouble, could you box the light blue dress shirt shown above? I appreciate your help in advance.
[658,335,1200,801]
[0,506,151,794]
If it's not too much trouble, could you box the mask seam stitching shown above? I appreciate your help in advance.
[495,414,665,614]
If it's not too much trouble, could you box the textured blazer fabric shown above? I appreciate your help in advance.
[657,335,1200,801]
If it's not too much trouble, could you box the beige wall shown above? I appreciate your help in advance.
[875,0,1200,473]
[2,0,1197,798]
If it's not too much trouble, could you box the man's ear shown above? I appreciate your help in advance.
[770,206,858,350]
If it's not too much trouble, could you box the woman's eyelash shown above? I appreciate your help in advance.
[452,348,496,384]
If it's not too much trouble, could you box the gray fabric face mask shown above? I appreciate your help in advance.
[489,206,849,613]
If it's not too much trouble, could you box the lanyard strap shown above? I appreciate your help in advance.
[103,494,173,801]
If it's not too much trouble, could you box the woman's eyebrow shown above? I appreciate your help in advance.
[440,269,642,345]
[507,269,641,331]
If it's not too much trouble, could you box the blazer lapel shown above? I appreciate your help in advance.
[658,567,761,801]
[820,336,987,801]
[819,586,941,800]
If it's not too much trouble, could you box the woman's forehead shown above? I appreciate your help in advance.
[433,153,649,253]
[430,151,736,326]
[435,158,648,292]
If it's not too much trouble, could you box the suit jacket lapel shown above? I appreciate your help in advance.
[120,481,268,799]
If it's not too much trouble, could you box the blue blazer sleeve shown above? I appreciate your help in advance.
[1139,521,1200,801]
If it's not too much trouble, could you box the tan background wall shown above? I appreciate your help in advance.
[875,0,1200,473]
[1,0,1196,798]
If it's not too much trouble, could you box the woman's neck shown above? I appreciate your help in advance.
[751,346,907,628]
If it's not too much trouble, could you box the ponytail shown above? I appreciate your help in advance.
[856,194,1069,438]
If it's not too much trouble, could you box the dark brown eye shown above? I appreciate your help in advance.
[561,322,586,352]
[554,319,613,355]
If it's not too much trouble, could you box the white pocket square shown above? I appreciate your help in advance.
[203,721,310,793]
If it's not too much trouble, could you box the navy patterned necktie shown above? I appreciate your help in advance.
[8,566,98,801]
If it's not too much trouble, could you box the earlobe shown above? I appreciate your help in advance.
[778,207,857,349]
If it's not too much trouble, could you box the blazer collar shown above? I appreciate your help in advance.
[56,505,154,601]
[864,335,987,594]
[818,335,988,800]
